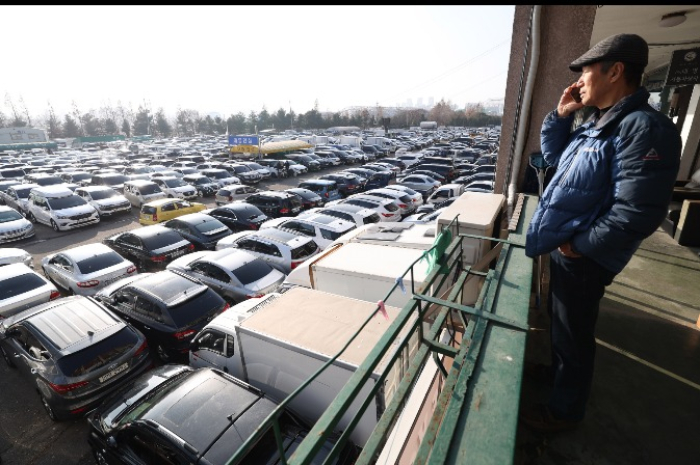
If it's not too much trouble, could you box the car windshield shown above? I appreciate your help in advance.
[138,184,162,195]
[35,177,63,186]
[90,189,118,200]
[0,209,24,223]
[47,195,87,210]
[231,259,274,286]
[247,163,264,170]
[0,273,45,300]
[76,253,125,274]
[164,179,187,188]
[193,177,214,186]
[102,175,129,184]
[56,326,138,377]
[141,230,184,249]
[70,173,92,182]
[0,169,25,178]
[166,289,222,327]
[195,219,227,234]
[291,240,318,259]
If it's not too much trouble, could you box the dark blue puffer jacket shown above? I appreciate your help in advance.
[525,87,681,274]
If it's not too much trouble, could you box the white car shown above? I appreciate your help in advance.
[260,213,356,250]
[152,176,198,200]
[335,195,403,222]
[74,186,132,217]
[41,243,138,296]
[0,205,35,244]
[26,185,100,232]
[384,184,425,208]
[298,204,381,228]
[0,263,60,318]
[1,183,40,216]
[0,247,34,268]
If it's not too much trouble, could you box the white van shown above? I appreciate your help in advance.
[26,185,100,232]
[123,179,167,207]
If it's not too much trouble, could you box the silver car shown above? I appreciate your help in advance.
[166,248,284,303]
[74,186,132,217]
[0,205,35,243]
[41,243,138,296]
[0,263,60,318]
[216,228,320,274]
[0,247,34,268]
[1,183,40,216]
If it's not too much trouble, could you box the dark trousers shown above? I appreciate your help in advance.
[547,252,616,421]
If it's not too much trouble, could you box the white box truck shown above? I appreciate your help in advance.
[189,287,418,447]
[338,135,362,148]
[283,222,438,307]
[364,136,395,154]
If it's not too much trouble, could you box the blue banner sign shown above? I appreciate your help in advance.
[229,135,259,146]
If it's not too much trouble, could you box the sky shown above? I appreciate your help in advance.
[1,5,515,120]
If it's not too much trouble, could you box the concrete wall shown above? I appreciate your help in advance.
[495,5,597,199]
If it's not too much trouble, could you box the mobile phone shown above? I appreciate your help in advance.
[571,87,582,103]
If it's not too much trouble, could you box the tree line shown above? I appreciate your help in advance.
[1,94,502,138]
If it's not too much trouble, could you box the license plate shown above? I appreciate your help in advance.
[170,250,184,258]
[99,363,128,383]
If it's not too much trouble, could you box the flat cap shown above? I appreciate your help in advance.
[570,33,648,72]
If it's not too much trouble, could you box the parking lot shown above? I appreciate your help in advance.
[0,170,345,465]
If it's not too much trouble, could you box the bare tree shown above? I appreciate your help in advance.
[18,96,32,127]
[71,100,84,136]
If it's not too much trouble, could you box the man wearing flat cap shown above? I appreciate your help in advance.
[521,33,682,432]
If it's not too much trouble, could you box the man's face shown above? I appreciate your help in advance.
[576,62,615,109]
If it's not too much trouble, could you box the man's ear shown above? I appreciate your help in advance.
[609,62,625,83]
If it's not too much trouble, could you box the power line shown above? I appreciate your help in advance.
[389,40,509,102]
[448,70,508,101]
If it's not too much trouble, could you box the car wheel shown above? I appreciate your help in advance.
[26,212,36,223]
[1,346,16,368]
[40,394,58,421]
[51,220,60,232]
[156,344,171,362]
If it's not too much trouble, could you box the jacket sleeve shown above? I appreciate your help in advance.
[540,110,574,168]
[571,119,681,261]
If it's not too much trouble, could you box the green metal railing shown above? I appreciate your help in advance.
[225,194,535,465]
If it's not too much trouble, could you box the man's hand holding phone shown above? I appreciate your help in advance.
[557,83,584,118]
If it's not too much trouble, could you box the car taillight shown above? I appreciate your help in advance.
[290,261,302,270]
[173,329,196,341]
[77,280,100,288]
[152,213,157,222]
[246,293,265,299]
[49,380,88,394]
[250,223,258,229]
[382,213,393,217]
[134,340,149,357]
[324,192,329,198]
[49,290,61,300]
[187,244,195,251]
[151,255,167,262]
[279,208,289,214]
[398,203,407,208]
[222,302,231,312]
[127,265,137,273]
[228,196,233,201]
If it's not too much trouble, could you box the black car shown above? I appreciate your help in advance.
[376,158,408,171]
[163,212,232,251]
[87,365,359,465]
[0,296,152,421]
[343,168,390,189]
[103,225,195,271]
[284,187,324,209]
[203,202,269,232]
[319,173,362,197]
[245,190,303,218]
[95,270,228,362]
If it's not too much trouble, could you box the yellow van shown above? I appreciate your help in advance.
[139,198,206,225]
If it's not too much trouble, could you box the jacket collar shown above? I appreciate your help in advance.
[594,87,650,130]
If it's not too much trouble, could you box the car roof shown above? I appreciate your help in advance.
[30,185,74,197]
[53,243,118,262]
[125,224,172,238]
[299,213,355,228]
[76,185,115,192]
[252,190,294,199]
[20,296,125,352]
[128,270,207,306]
[256,227,310,245]
[142,198,180,207]
[125,179,158,186]
[0,262,35,279]
[171,212,215,224]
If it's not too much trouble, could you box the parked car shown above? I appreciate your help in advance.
[402,208,447,225]
[182,173,220,197]
[426,183,466,204]
[260,213,356,250]
[162,212,232,251]
[58,171,93,185]
[25,185,100,232]
[297,179,342,204]
[219,163,263,184]
[0,204,35,243]
[1,183,40,216]
[103,225,195,272]
[41,243,138,296]
[139,198,206,226]
[298,203,381,227]
[202,202,269,232]
[318,173,362,197]
[0,247,34,268]
[216,228,320,274]
[88,173,130,192]
[0,295,152,420]
[335,195,402,222]
[244,190,303,218]
[287,154,321,171]
[23,173,65,187]
[166,248,285,306]
[284,187,324,210]
[383,184,425,207]
[74,186,132,217]
[86,365,359,465]
[395,173,442,197]
[215,184,260,206]
[343,167,390,188]
[122,179,167,208]
[95,270,228,362]
[357,188,417,217]
[152,176,198,200]
[0,263,60,318]
[238,161,273,180]
[200,168,241,188]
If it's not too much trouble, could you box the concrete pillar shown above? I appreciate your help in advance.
[678,84,700,181]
